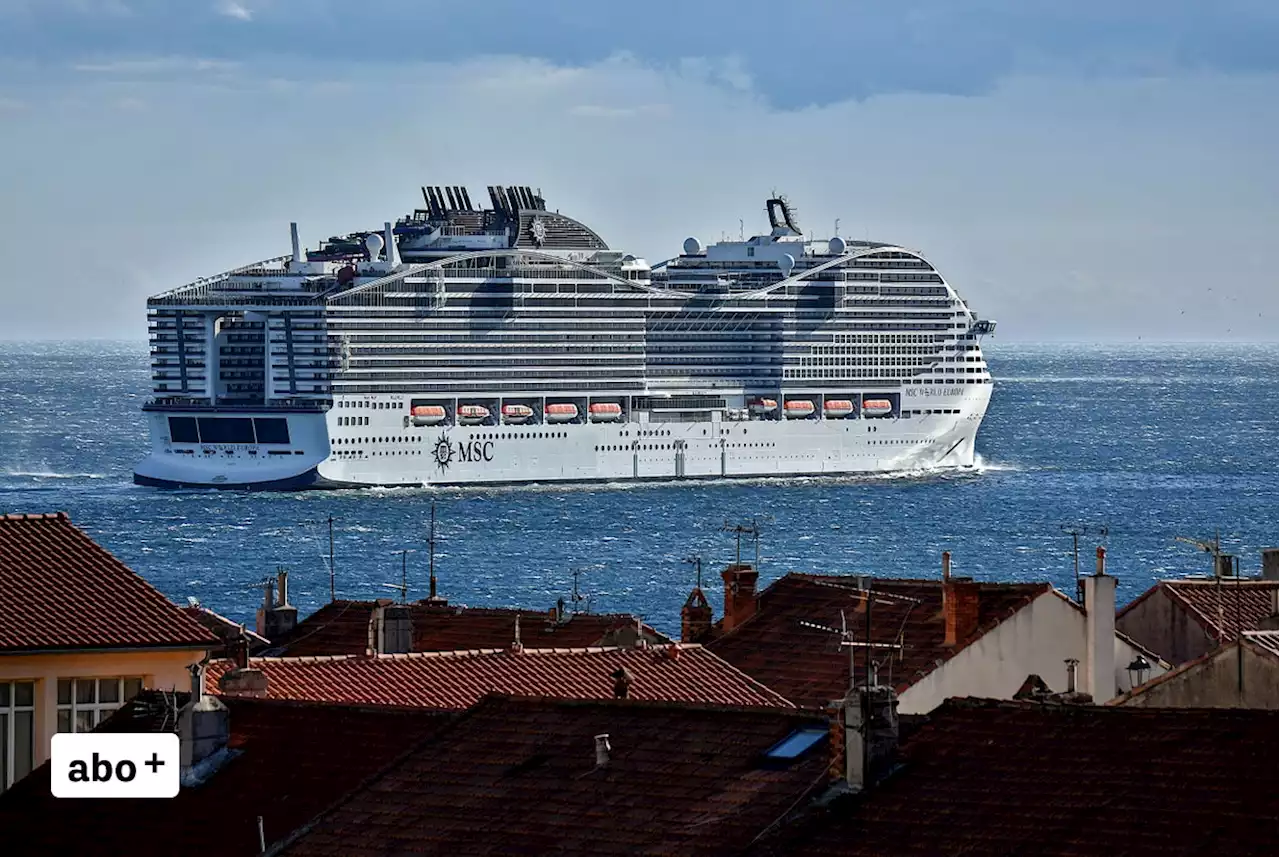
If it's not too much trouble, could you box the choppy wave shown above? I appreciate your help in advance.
[2,470,114,480]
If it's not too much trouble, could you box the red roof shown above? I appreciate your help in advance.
[207,644,793,710]
[267,599,668,656]
[749,698,1279,857]
[1119,579,1278,642]
[0,512,216,652]
[277,695,830,857]
[0,693,452,857]
[707,574,1049,707]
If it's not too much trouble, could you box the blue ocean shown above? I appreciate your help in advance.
[0,340,1275,635]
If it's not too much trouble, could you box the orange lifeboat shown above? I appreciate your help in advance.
[457,404,490,425]
[501,404,533,424]
[748,398,778,415]
[411,405,446,426]
[588,402,623,423]
[545,403,579,424]
[823,399,854,418]
[862,399,893,417]
[784,399,816,419]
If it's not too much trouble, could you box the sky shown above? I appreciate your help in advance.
[0,1,1275,342]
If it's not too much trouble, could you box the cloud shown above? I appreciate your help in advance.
[215,0,250,21]
[0,2,1274,107]
[72,56,238,74]
[0,53,1274,342]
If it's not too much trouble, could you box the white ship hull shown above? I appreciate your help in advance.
[132,384,990,490]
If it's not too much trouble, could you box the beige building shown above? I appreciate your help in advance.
[0,512,216,792]
[1109,632,1278,709]
[1116,577,1279,665]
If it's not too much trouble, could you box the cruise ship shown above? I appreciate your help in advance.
[133,186,996,490]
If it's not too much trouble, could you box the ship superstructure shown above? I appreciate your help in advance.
[134,186,996,489]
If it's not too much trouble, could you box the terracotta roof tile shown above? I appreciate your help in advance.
[278,695,830,857]
[0,693,452,857]
[750,699,1279,857]
[707,574,1048,707]
[207,644,794,710]
[0,512,217,652]
[1159,580,1277,640]
[267,599,668,656]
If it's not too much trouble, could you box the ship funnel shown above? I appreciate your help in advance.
[384,222,399,267]
[290,222,304,264]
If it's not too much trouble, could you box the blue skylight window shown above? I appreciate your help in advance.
[764,727,827,760]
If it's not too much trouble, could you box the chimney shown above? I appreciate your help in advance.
[228,630,249,670]
[840,683,899,791]
[1262,548,1278,581]
[179,662,229,771]
[1065,658,1079,693]
[257,569,298,642]
[509,614,524,654]
[941,551,952,583]
[943,576,980,647]
[721,564,760,632]
[612,666,632,699]
[1083,546,1117,703]
[375,602,413,655]
[680,587,713,642]
[594,734,611,769]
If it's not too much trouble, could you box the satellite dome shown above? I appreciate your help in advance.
[682,237,703,256]
[828,236,847,255]
[779,253,795,277]
[364,232,384,259]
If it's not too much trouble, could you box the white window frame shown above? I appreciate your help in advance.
[1,680,35,792]
[56,676,145,734]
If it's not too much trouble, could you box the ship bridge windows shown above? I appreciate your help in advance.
[167,416,292,445]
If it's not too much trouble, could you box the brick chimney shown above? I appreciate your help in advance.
[681,587,713,642]
[721,564,759,632]
[943,575,981,647]
[218,631,269,696]
[837,683,899,791]
[256,569,298,642]
[1083,546,1117,703]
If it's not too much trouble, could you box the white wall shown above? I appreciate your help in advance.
[899,591,1167,715]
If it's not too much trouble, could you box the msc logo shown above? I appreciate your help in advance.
[432,433,495,471]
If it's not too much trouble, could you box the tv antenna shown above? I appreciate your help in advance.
[1061,523,1109,602]
[299,516,338,602]
[683,555,704,590]
[1176,532,1241,645]
[425,501,443,602]
[722,517,770,568]
[570,566,597,614]
[382,549,416,604]
[798,586,907,695]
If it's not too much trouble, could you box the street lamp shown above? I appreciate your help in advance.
[1126,655,1151,689]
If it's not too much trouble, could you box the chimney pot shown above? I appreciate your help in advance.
[1065,657,1079,693]
[942,551,952,582]
[276,569,289,607]
[594,733,611,768]
[1096,546,1106,576]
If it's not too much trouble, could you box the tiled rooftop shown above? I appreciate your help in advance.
[277,695,830,857]
[183,604,270,657]
[1124,579,1279,641]
[750,698,1279,857]
[0,692,453,857]
[1243,629,1280,656]
[266,599,668,656]
[707,574,1049,707]
[0,512,217,652]
[207,644,794,710]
